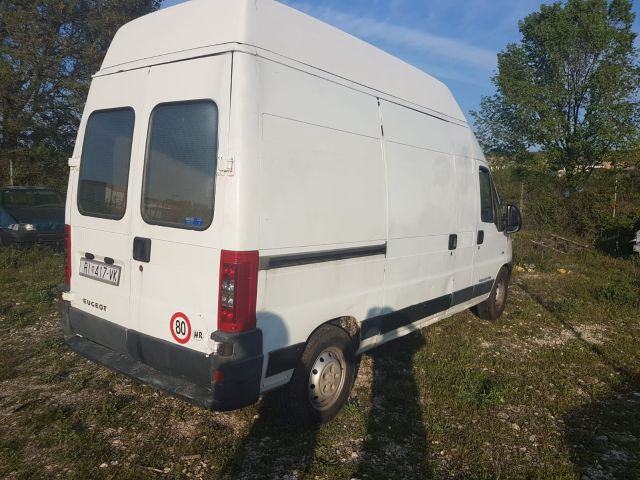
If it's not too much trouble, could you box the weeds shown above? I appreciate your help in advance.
[595,282,639,307]
[0,235,638,479]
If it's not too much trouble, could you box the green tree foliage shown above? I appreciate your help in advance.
[493,163,640,256]
[473,0,640,185]
[0,0,160,188]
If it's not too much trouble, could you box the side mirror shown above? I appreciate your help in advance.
[504,204,522,234]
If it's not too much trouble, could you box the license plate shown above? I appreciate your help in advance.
[79,258,122,286]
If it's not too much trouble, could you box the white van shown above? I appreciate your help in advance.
[60,0,522,424]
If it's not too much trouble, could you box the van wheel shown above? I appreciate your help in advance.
[475,266,510,321]
[280,324,356,426]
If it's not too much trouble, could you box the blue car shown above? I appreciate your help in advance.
[0,186,65,247]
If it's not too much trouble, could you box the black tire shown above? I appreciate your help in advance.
[278,324,356,426]
[475,266,510,321]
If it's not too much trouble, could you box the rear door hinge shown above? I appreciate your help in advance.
[217,156,235,176]
[68,157,80,170]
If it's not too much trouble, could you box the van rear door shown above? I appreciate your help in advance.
[69,69,149,330]
[128,55,232,354]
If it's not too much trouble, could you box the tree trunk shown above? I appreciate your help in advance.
[612,167,618,220]
[1,130,19,187]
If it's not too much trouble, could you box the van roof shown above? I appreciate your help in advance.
[101,0,467,123]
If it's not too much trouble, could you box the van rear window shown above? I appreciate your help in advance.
[78,108,135,219]
[142,101,218,230]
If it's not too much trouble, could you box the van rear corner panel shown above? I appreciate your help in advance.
[259,114,386,248]
[257,58,387,250]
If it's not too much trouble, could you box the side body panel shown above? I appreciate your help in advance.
[249,53,512,388]
[253,57,387,386]
[380,100,457,330]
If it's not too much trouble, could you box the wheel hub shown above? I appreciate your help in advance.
[308,347,345,411]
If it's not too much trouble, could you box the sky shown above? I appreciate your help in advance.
[161,0,640,121]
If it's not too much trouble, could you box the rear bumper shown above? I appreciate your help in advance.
[1,229,64,246]
[59,301,263,411]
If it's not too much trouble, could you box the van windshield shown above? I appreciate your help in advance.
[142,100,218,230]
[2,189,64,208]
[78,108,135,219]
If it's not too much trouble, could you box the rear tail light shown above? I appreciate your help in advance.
[217,250,259,333]
[65,224,71,286]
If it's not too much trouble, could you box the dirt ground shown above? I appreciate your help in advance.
[1,234,639,479]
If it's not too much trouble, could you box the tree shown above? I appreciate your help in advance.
[0,0,161,188]
[472,0,640,186]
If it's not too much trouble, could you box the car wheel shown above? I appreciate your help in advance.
[279,324,356,426]
[475,266,510,321]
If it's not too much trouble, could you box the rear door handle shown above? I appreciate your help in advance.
[448,234,458,251]
[133,237,152,263]
[477,230,485,245]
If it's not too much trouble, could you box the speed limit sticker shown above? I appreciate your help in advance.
[170,312,192,344]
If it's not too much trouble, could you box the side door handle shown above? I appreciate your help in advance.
[477,230,485,245]
[133,237,152,263]
[448,234,458,251]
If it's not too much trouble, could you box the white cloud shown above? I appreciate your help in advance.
[289,2,497,72]
[161,0,497,88]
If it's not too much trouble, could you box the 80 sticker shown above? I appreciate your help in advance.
[170,312,192,344]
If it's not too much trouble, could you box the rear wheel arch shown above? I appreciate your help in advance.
[328,316,360,349]
[299,316,360,352]
[277,322,357,425]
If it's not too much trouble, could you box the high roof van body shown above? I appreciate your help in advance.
[60,0,522,423]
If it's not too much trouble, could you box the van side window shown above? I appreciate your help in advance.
[142,100,219,230]
[78,108,135,219]
[479,168,494,223]
[490,175,504,231]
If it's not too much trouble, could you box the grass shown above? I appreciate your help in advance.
[0,233,639,479]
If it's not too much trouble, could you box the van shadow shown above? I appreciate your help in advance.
[218,311,319,479]
[564,376,640,479]
[520,284,640,478]
[353,310,433,479]
[218,393,321,479]
[219,309,434,479]
[561,337,640,478]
